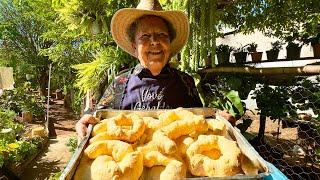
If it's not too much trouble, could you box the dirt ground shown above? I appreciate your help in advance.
[243,110,320,179]
[20,100,78,180]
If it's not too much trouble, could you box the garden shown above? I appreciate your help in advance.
[0,84,46,176]
[0,0,319,179]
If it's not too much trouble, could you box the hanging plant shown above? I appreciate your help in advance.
[162,0,218,72]
[52,0,107,35]
[72,46,136,99]
[52,0,136,35]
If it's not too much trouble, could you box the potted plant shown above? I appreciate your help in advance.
[266,41,283,61]
[247,43,263,62]
[285,35,302,60]
[233,45,248,64]
[216,44,234,65]
[21,107,33,122]
[308,33,320,58]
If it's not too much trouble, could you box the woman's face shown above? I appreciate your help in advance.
[133,16,171,76]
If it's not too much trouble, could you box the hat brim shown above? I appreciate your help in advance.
[111,8,189,58]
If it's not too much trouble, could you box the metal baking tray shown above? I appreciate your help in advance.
[60,108,270,180]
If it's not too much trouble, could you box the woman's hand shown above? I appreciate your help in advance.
[219,110,236,126]
[75,114,98,143]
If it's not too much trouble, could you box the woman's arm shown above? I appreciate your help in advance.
[75,80,117,142]
[75,72,130,141]
[75,114,98,143]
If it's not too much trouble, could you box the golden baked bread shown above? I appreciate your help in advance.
[187,135,241,177]
[74,155,93,180]
[89,113,145,144]
[82,108,261,179]
[85,140,133,161]
[161,114,208,139]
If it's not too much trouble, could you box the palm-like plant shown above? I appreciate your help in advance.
[53,0,109,35]
[73,46,136,100]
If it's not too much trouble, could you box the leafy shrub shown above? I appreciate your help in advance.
[0,109,23,133]
[0,85,45,116]
[48,171,62,180]
[0,108,39,167]
[65,136,78,153]
[253,85,297,120]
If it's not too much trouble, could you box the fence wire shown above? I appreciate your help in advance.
[243,75,320,180]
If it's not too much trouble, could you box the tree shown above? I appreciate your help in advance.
[46,0,137,104]
[0,0,55,95]
[220,0,320,39]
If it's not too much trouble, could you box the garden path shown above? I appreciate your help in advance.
[20,100,78,180]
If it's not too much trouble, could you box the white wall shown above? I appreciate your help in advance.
[216,31,314,64]
[215,31,318,116]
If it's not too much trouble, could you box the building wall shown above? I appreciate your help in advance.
[216,31,314,64]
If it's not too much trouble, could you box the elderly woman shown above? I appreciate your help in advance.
[76,0,204,137]
[75,1,288,179]
[76,0,237,138]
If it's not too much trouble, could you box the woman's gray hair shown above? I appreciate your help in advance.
[127,15,176,43]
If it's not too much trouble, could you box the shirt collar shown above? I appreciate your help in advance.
[132,63,173,76]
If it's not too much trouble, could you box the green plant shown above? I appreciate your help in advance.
[0,136,42,167]
[0,108,40,167]
[48,171,62,180]
[216,44,234,54]
[65,136,78,153]
[271,41,284,50]
[253,85,297,120]
[0,109,23,136]
[306,33,320,46]
[0,0,55,95]
[252,84,297,140]
[73,46,136,100]
[285,34,301,48]
[205,83,244,119]
[0,85,45,116]
[233,44,249,53]
[247,43,258,52]
[291,76,320,116]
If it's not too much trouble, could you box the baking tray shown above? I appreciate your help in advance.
[60,108,270,180]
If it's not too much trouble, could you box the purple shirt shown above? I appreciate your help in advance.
[97,64,202,110]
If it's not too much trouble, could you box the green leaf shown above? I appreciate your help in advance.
[225,100,236,117]
[225,90,244,115]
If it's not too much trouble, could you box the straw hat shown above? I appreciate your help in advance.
[111,0,189,58]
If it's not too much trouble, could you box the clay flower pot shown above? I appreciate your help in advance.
[250,52,263,63]
[286,44,301,60]
[234,52,248,64]
[217,52,231,65]
[312,43,320,58]
[266,50,280,61]
[22,111,33,122]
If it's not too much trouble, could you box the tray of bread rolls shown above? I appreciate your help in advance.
[60,108,270,180]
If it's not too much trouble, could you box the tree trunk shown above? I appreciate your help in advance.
[258,113,266,141]
[39,71,48,96]
[64,88,73,111]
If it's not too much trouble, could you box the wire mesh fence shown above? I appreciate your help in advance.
[242,75,320,180]
[201,74,320,179]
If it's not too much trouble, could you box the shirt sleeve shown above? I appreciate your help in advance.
[96,79,117,110]
[95,72,130,110]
